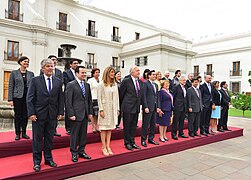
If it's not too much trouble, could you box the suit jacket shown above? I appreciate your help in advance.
[211,89,221,106]
[40,68,63,83]
[120,76,143,114]
[220,88,231,107]
[200,83,212,108]
[173,84,187,112]
[186,87,203,112]
[65,80,93,121]
[8,69,34,101]
[158,89,173,112]
[185,80,192,90]
[142,80,160,112]
[63,69,75,87]
[27,75,64,120]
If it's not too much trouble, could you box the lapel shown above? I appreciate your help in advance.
[204,83,211,94]
[75,80,86,99]
[51,76,58,95]
[40,75,49,95]
[179,84,184,97]
[147,80,156,94]
[129,76,138,96]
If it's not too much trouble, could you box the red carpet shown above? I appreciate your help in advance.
[0,127,243,180]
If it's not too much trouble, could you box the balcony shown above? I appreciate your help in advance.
[86,29,98,38]
[204,71,214,77]
[230,69,242,76]
[56,22,70,32]
[111,65,120,71]
[4,51,22,61]
[5,9,23,22]
[111,35,121,42]
[85,62,97,69]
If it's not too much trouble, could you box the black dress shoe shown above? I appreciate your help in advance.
[125,144,133,150]
[79,153,91,159]
[172,135,178,140]
[72,154,78,162]
[54,132,61,137]
[141,141,147,147]
[148,140,159,145]
[159,138,166,142]
[179,134,188,138]
[45,160,57,167]
[194,133,200,137]
[33,164,40,172]
[217,129,224,132]
[223,128,232,131]
[164,137,169,141]
[66,131,70,135]
[200,132,208,136]
[189,133,194,137]
[22,133,30,139]
[131,144,141,149]
[15,135,20,141]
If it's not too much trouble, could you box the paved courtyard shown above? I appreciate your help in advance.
[69,116,251,180]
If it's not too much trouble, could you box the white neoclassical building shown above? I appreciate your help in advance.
[192,32,251,94]
[0,0,195,101]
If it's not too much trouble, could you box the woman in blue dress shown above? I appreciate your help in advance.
[156,80,173,142]
[210,81,222,133]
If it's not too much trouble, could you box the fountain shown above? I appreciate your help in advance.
[57,44,83,71]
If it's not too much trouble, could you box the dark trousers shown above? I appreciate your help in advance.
[219,106,229,129]
[200,107,212,133]
[141,111,157,141]
[64,108,71,132]
[117,113,122,127]
[13,98,28,135]
[32,119,56,165]
[123,113,138,145]
[172,110,185,136]
[188,112,201,134]
[70,119,88,155]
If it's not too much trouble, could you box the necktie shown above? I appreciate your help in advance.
[208,83,211,93]
[195,88,200,97]
[182,85,186,97]
[135,79,140,95]
[80,81,86,97]
[47,77,52,94]
[152,82,156,93]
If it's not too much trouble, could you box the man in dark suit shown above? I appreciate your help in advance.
[63,60,79,135]
[27,59,64,172]
[187,78,203,137]
[200,75,212,136]
[65,66,93,162]
[185,73,193,90]
[120,66,143,150]
[161,70,173,92]
[40,55,63,137]
[172,76,188,140]
[219,81,231,131]
[141,70,162,147]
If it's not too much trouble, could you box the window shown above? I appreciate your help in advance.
[57,12,70,32]
[87,20,97,37]
[135,56,148,66]
[58,48,63,57]
[3,71,11,100]
[121,60,125,68]
[6,0,23,21]
[205,64,213,76]
[111,27,121,42]
[6,40,19,61]
[85,53,96,69]
[135,32,140,40]
[112,57,120,71]
[231,61,241,76]
[193,65,199,78]
[230,82,240,93]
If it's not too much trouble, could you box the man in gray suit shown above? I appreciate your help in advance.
[186,78,203,137]
[65,66,93,162]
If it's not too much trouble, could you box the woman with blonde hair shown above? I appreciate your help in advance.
[98,66,120,156]
[155,71,162,91]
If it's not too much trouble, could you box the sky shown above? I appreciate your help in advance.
[76,0,251,41]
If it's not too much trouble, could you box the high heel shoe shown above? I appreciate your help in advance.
[159,137,166,142]
[164,137,169,141]
[107,148,114,155]
[102,148,109,156]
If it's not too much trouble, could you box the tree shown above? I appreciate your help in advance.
[249,71,251,86]
[232,94,251,116]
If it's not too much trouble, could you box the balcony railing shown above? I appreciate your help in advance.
[86,29,98,38]
[5,9,23,22]
[111,65,120,71]
[230,69,242,76]
[111,35,121,42]
[56,22,70,32]
[85,62,97,69]
[4,51,22,61]
[204,71,214,77]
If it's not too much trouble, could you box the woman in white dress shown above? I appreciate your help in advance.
[98,67,120,156]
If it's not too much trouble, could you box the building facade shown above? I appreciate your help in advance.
[192,32,251,94]
[0,0,194,101]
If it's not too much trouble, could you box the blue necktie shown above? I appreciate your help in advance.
[47,78,52,94]
[80,81,86,97]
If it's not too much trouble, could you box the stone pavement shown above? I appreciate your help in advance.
[69,116,251,180]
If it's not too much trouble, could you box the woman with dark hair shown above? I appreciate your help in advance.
[8,56,34,140]
[210,81,222,133]
[115,71,122,129]
[87,68,100,133]
[140,69,150,82]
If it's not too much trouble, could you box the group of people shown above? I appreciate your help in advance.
[8,55,231,172]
